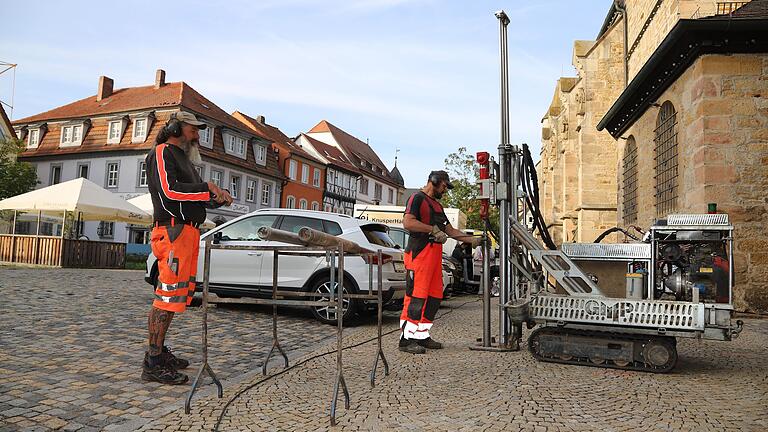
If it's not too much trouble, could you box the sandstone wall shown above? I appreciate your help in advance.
[625,0,734,80]
[620,54,768,312]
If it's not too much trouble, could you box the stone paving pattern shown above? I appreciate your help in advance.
[0,268,340,431]
[1,267,767,431]
[140,298,768,432]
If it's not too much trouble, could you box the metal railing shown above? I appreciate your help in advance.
[717,1,749,15]
[185,228,391,426]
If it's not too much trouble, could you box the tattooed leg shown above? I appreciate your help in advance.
[148,307,175,356]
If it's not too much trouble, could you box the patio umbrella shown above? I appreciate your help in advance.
[0,178,151,224]
[127,193,216,229]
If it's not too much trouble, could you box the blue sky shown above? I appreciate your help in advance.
[1,0,611,187]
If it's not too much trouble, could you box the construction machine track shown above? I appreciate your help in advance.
[527,326,678,373]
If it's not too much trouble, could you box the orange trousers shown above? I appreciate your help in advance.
[400,243,443,340]
[150,223,200,313]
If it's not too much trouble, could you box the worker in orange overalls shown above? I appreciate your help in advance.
[400,170,483,354]
[142,112,232,384]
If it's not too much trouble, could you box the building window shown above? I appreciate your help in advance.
[622,136,638,225]
[289,160,298,180]
[77,163,89,179]
[313,168,321,187]
[27,129,40,148]
[107,121,122,144]
[194,165,204,179]
[138,162,148,187]
[256,145,266,163]
[654,101,678,217]
[50,165,62,185]
[359,178,369,194]
[230,175,241,200]
[211,170,223,188]
[132,118,148,143]
[98,221,114,239]
[246,179,257,202]
[262,183,271,205]
[106,162,120,188]
[286,195,295,209]
[198,125,211,147]
[374,183,383,201]
[301,164,309,184]
[60,124,83,146]
[299,199,308,210]
[311,201,319,211]
[388,188,394,204]
[226,135,246,157]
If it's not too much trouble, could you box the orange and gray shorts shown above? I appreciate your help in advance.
[150,222,200,313]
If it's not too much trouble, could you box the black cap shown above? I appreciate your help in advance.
[429,170,454,189]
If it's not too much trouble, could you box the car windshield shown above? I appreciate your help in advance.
[361,225,397,248]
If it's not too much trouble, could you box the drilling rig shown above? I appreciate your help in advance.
[473,11,743,372]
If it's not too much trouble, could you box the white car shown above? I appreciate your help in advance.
[145,209,406,324]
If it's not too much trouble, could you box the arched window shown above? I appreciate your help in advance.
[286,195,295,209]
[299,199,308,210]
[622,136,638,225]
[311,201,319,211]
[654,101,678,216]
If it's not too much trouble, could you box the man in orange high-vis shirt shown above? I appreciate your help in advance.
[142,112,232,384]
[399,170,482,354]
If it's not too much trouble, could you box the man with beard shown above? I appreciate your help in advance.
[399,170,483,354]
[142,111,232,384]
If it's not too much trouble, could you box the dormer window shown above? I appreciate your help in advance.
[28,129,40,148]
[198,124,212,148]
[222,131,247,159]
[132,118,147,142]
[60,120,89,147]
[106,117,128,145]
[255,144,266,164]
[128,112,155,144]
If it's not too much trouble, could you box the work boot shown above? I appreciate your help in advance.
[417,337,443,350]
[398,337,426,354]
[161,346,189,370]
[141,360,189,385]
[143,346,189,370]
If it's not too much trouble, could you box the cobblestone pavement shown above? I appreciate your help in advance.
[139,297,768,432]
[0,267,347,432]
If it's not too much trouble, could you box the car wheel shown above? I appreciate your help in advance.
[308,275,357,324]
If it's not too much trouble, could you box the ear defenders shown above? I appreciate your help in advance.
[429,172,442,187]
[165,112,183,138]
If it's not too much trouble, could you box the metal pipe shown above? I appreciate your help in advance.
[613,0,629,87]
[496,10,512,348]
[482,228,491,347]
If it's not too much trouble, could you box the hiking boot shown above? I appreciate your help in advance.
[398,338,426,354]
[417,337,443,350]
[144,346,189,370]
[141,361,189,385]
[161,346,189,370]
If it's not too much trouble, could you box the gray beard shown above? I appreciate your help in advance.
[179,139,203,165]
[186,143,203,166]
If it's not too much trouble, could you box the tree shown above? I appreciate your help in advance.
[0,138,38,200]
[442,147,499,233]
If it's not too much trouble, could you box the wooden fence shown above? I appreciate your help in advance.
[0,235,125,268]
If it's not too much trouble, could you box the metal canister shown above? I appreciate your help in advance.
[626,271,644,299]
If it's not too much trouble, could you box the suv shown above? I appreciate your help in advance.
[145,209,406,324]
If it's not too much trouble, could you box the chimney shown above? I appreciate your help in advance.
[256,115,265,124]
[96,76,114,101]
[155,69,166,89]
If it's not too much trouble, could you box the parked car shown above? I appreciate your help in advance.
[145,209,406,324]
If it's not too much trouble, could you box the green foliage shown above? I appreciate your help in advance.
[0,138,38,200]
[442,147,499,232]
